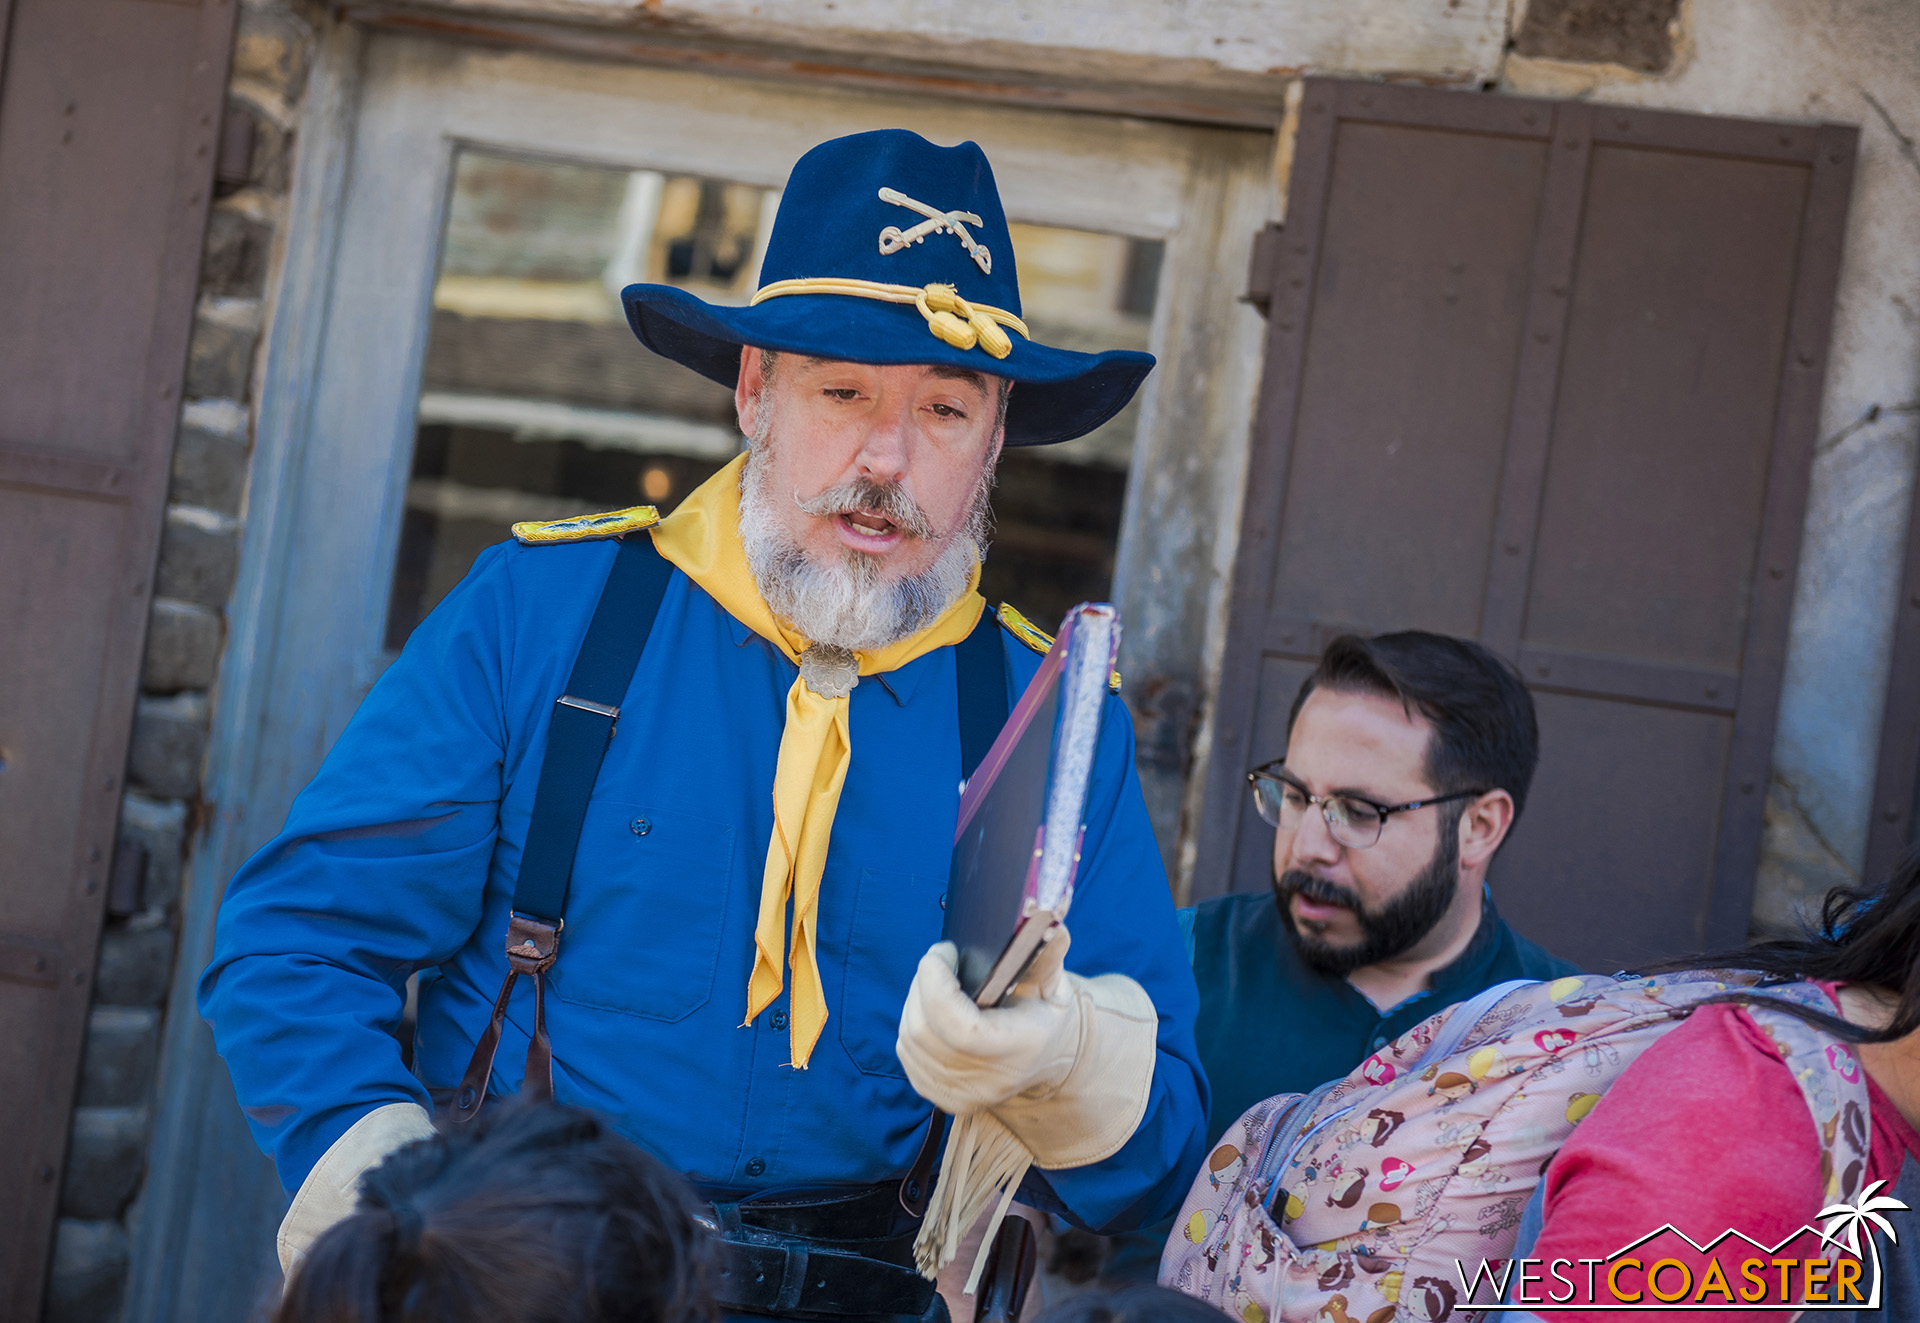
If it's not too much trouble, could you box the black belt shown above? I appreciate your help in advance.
[705,1182,939,1322]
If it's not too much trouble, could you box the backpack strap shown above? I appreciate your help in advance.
[451,534,673,1123]
[1740,985,1877,1212]
[1257,979,1539,1198]
[1415,979,1540,1067]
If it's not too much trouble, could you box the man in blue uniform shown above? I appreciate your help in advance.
[198,130,1206,1313]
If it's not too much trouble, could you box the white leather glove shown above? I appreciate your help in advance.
[896,935,1079,1113]
[277,1101,437,1279]
[896,928,1159,1169]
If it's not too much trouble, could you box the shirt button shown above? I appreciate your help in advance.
[770,1010,788,1031]
[630,817,651,837]
[1371,1037,1389,1051]
[939,894,947,910]
[745,1156,767,1177]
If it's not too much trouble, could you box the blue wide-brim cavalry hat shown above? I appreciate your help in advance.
[621,129,1155,447]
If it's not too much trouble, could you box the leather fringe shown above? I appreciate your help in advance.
[912,1109,1034,1292]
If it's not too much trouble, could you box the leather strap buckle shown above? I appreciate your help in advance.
[505,912,561,974]
[448,915,562,1125]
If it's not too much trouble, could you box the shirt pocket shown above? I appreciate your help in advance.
[544,799,735,1023]
[838,866,945,1079]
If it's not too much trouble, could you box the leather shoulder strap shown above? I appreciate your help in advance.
[513,533,673,923]
[954,608,1009,788]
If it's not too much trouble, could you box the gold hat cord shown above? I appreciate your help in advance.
[749,278,1029,360]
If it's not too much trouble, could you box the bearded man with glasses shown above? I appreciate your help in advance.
[1215,630,1579,1127]
[1105,631,1580,1282]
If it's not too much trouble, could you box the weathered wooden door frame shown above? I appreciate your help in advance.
[1193,77,1857,961]
[131,26,1276,1318]
[0,0,239,1315]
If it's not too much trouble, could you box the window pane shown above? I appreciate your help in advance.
[385,147,1162,650]
[385,150,765,648]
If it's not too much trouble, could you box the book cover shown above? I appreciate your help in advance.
[942,603,1120,1006]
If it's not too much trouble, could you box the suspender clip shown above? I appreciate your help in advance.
[557,693,620,737]
[557,694,619,718]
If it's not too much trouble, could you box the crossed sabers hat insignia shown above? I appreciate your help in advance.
[877,187,992,275]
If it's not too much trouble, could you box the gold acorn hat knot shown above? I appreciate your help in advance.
[915,284,1015,357]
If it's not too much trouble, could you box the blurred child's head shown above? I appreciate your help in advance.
[276,1100,713,1323]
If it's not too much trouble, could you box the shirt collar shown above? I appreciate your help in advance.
[1347,885,1507,1019]
[1434,885,1505,984]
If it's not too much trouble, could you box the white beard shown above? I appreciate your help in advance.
[737,433,990,653]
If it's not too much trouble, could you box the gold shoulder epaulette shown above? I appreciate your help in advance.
[995,603,1121,693]
[512,505,660,545]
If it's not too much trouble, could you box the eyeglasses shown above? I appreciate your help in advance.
[1246,758,1489,850]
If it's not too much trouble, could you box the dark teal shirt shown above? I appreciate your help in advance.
[1102,886,1580,1281]
[1183,888,1582,1149]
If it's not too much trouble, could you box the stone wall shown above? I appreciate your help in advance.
[43,2,323,1317]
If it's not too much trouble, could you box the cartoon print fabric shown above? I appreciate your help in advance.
[1159,973,1871,1323]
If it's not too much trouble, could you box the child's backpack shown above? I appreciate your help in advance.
[1159,971,1872,1323]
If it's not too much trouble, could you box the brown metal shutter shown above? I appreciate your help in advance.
[1195,79,1856,972]
[0,0,236,1313]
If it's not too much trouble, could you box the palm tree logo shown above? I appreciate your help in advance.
[1817,1180,1909,1308]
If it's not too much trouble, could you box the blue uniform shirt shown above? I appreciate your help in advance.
[198,537,1208,1233]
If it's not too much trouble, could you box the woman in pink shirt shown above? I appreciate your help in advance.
[1526,853,1920,1322]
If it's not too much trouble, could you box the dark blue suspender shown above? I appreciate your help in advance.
[514,534,675,924]
[452,531,1008,1122]
[954,604,1009,788]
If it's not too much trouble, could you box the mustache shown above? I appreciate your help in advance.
[793,476,937,541]
[1275,869,1365,915]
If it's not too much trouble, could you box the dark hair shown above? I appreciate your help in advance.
[1646,846,1920,1046]
[1288,631,1539,818]
[1031,1285,1240,1323]
[275,1101,714,1323]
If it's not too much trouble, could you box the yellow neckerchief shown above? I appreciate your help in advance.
[652,454,985,1067]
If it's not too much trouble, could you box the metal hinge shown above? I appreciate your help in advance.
[1243,222,1286,317]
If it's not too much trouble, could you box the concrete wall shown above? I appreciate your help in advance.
[81,0,1917,1317]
